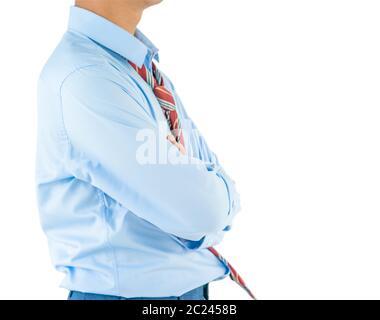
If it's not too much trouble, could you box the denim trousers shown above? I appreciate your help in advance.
[68,284,209,300]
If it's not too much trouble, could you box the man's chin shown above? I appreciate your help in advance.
[145,0,164,9]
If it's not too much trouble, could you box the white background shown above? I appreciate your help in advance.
[0,0,379,300]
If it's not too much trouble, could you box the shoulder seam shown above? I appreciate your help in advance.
[58,63,105,156]
[59,63,105,92]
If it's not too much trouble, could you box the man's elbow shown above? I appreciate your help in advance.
[175,178,231,240]
[186,197,230,238]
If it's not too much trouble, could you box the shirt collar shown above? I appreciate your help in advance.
[68,6,159,67]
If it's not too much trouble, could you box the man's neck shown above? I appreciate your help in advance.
[75,0,143,35]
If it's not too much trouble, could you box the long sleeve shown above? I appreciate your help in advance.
[60,65,235,242]
[173,116,242,249]
[163,76,242,223]
[189,118,242,222]
[162,83,241,249]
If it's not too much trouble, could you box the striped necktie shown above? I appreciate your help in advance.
[128,60,256,300]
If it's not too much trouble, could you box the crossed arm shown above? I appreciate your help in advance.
[60,65,241,247]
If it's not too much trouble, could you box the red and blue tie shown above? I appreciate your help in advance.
[129,60,256,300]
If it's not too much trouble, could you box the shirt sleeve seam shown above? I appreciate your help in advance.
[58,64,106,155]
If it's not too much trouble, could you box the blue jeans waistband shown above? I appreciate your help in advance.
[68,283,209,300]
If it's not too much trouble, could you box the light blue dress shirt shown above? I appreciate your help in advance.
[36,6,241,298]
